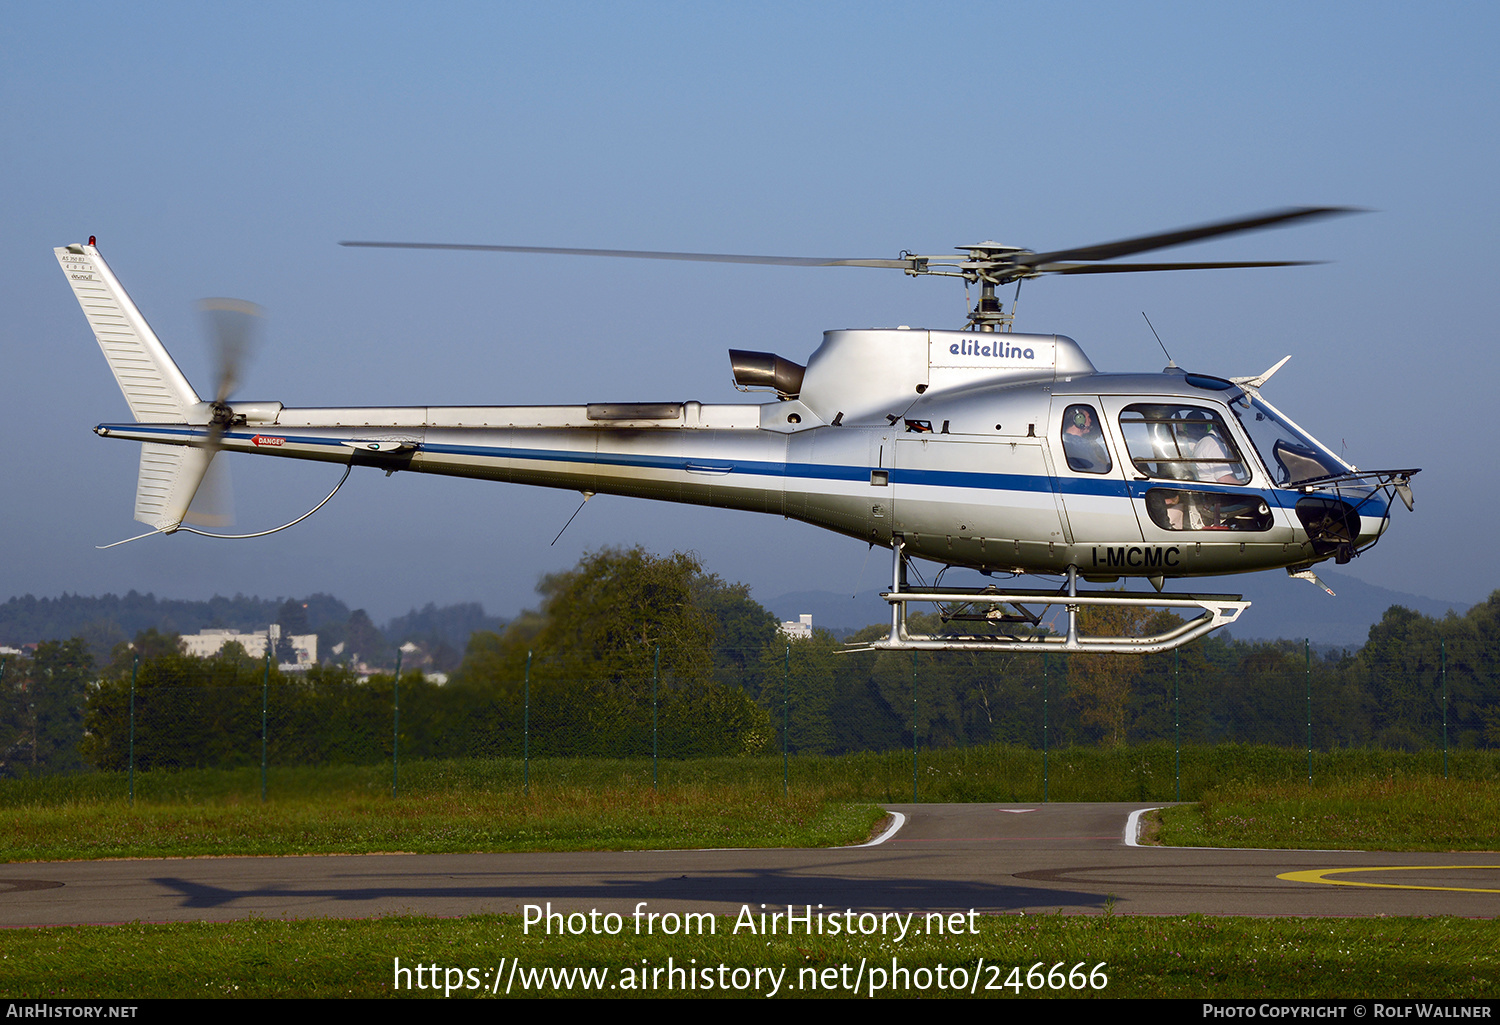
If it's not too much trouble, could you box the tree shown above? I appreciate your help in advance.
[15,639,94,774]
[451,547,769,756]
[1066,603,1156,747]
[275,598,311,636]
[1359,605,1443,749]
[0,651,32,777]
[692,573,780,697]
[275,599,309,664]
[343,609,389,667]
[108,628,182,673]
[531,547,716,689]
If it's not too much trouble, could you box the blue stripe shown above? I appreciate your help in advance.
[98,423,1297,509]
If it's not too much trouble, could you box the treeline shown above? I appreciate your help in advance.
[729,598,1500,754]
[446,563,1500,756]
[2,551,1498,777]
[2,550,777,775]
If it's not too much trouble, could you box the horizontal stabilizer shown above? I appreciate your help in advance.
[56,244,199,423]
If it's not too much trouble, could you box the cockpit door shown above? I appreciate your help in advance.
[1051,397,1143,547]
[1099,396,1296,552]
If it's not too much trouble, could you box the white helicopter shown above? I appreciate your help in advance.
[56,208,1417,654]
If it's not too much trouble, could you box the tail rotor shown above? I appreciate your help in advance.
[185,297,263,527]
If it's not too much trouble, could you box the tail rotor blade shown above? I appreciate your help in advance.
[198,297,263,405]
[182,452,236,528]
[192,297,261,528]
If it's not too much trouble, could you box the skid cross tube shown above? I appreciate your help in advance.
[871,541,1248,654]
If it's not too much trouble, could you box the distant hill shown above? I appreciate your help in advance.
[384,602,507,651]
[1203,571,1469,648]
[0,592,505,666]
[765,570,1472,649]
[5,570,1471,661]
[761,589,887,641]
[0,592,292,651]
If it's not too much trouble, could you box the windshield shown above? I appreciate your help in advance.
[1228,390,1350,486]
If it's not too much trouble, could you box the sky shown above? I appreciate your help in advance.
[3,3,1496,625]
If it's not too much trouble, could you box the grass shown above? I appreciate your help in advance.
[1156,776,1500,851]
[3,913,1496,998]
[5,745,1500,860]
[0,762,885,861]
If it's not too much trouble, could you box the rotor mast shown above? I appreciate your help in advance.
[954,242,1029,332]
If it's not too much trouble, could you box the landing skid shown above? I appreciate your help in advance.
[863,539,1249,654]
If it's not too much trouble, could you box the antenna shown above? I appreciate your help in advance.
[1142,312,1176,369]
[551,491,595,546]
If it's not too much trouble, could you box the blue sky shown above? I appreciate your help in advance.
[3,3,1496,623]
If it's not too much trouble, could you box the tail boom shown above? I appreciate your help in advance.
[93,415,795,522]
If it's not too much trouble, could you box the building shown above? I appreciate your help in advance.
[779,614,813,640]
[180,627,318,668]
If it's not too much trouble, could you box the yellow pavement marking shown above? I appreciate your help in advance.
[1277,866,1500,893]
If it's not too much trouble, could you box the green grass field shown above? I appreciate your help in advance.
[0,756,889,861]
[4,913,1496,999]
[4,744,1499,861]
[1157,776,1500,851]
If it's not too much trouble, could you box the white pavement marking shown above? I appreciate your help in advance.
[1124,807,1159,847]
[853,811,907,847]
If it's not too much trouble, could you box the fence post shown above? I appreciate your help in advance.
[911,651,918,804]
[652,645,659,791]
[1441,637,1448,779]
[261,648,270,804]
[782,644,789,798]
[261,648,273,804]
[523,650,531,796]
[129,653,138,807]
[1174,647,1181,803]
[1305,639,1312,784]
[391,648,402,799]
[1042,653,1049,804]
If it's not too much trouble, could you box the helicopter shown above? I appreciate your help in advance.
[56,208,1418,654]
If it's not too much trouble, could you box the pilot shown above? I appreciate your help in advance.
[1181,411,1242,484]
[1061,405,1111,473]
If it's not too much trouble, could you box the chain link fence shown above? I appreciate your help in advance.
[3,627,1494,801]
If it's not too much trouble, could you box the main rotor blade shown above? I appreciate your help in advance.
[340,240,910,269]
[1036,260,1323,275]
[1023,207,1360,267]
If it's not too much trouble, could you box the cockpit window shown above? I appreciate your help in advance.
[1060,404,1111,474]
[1118,404,1250,484]
[1227,391,1349,486]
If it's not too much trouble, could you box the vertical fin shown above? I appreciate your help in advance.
[55,244,200,423]
[59,242,211,532]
